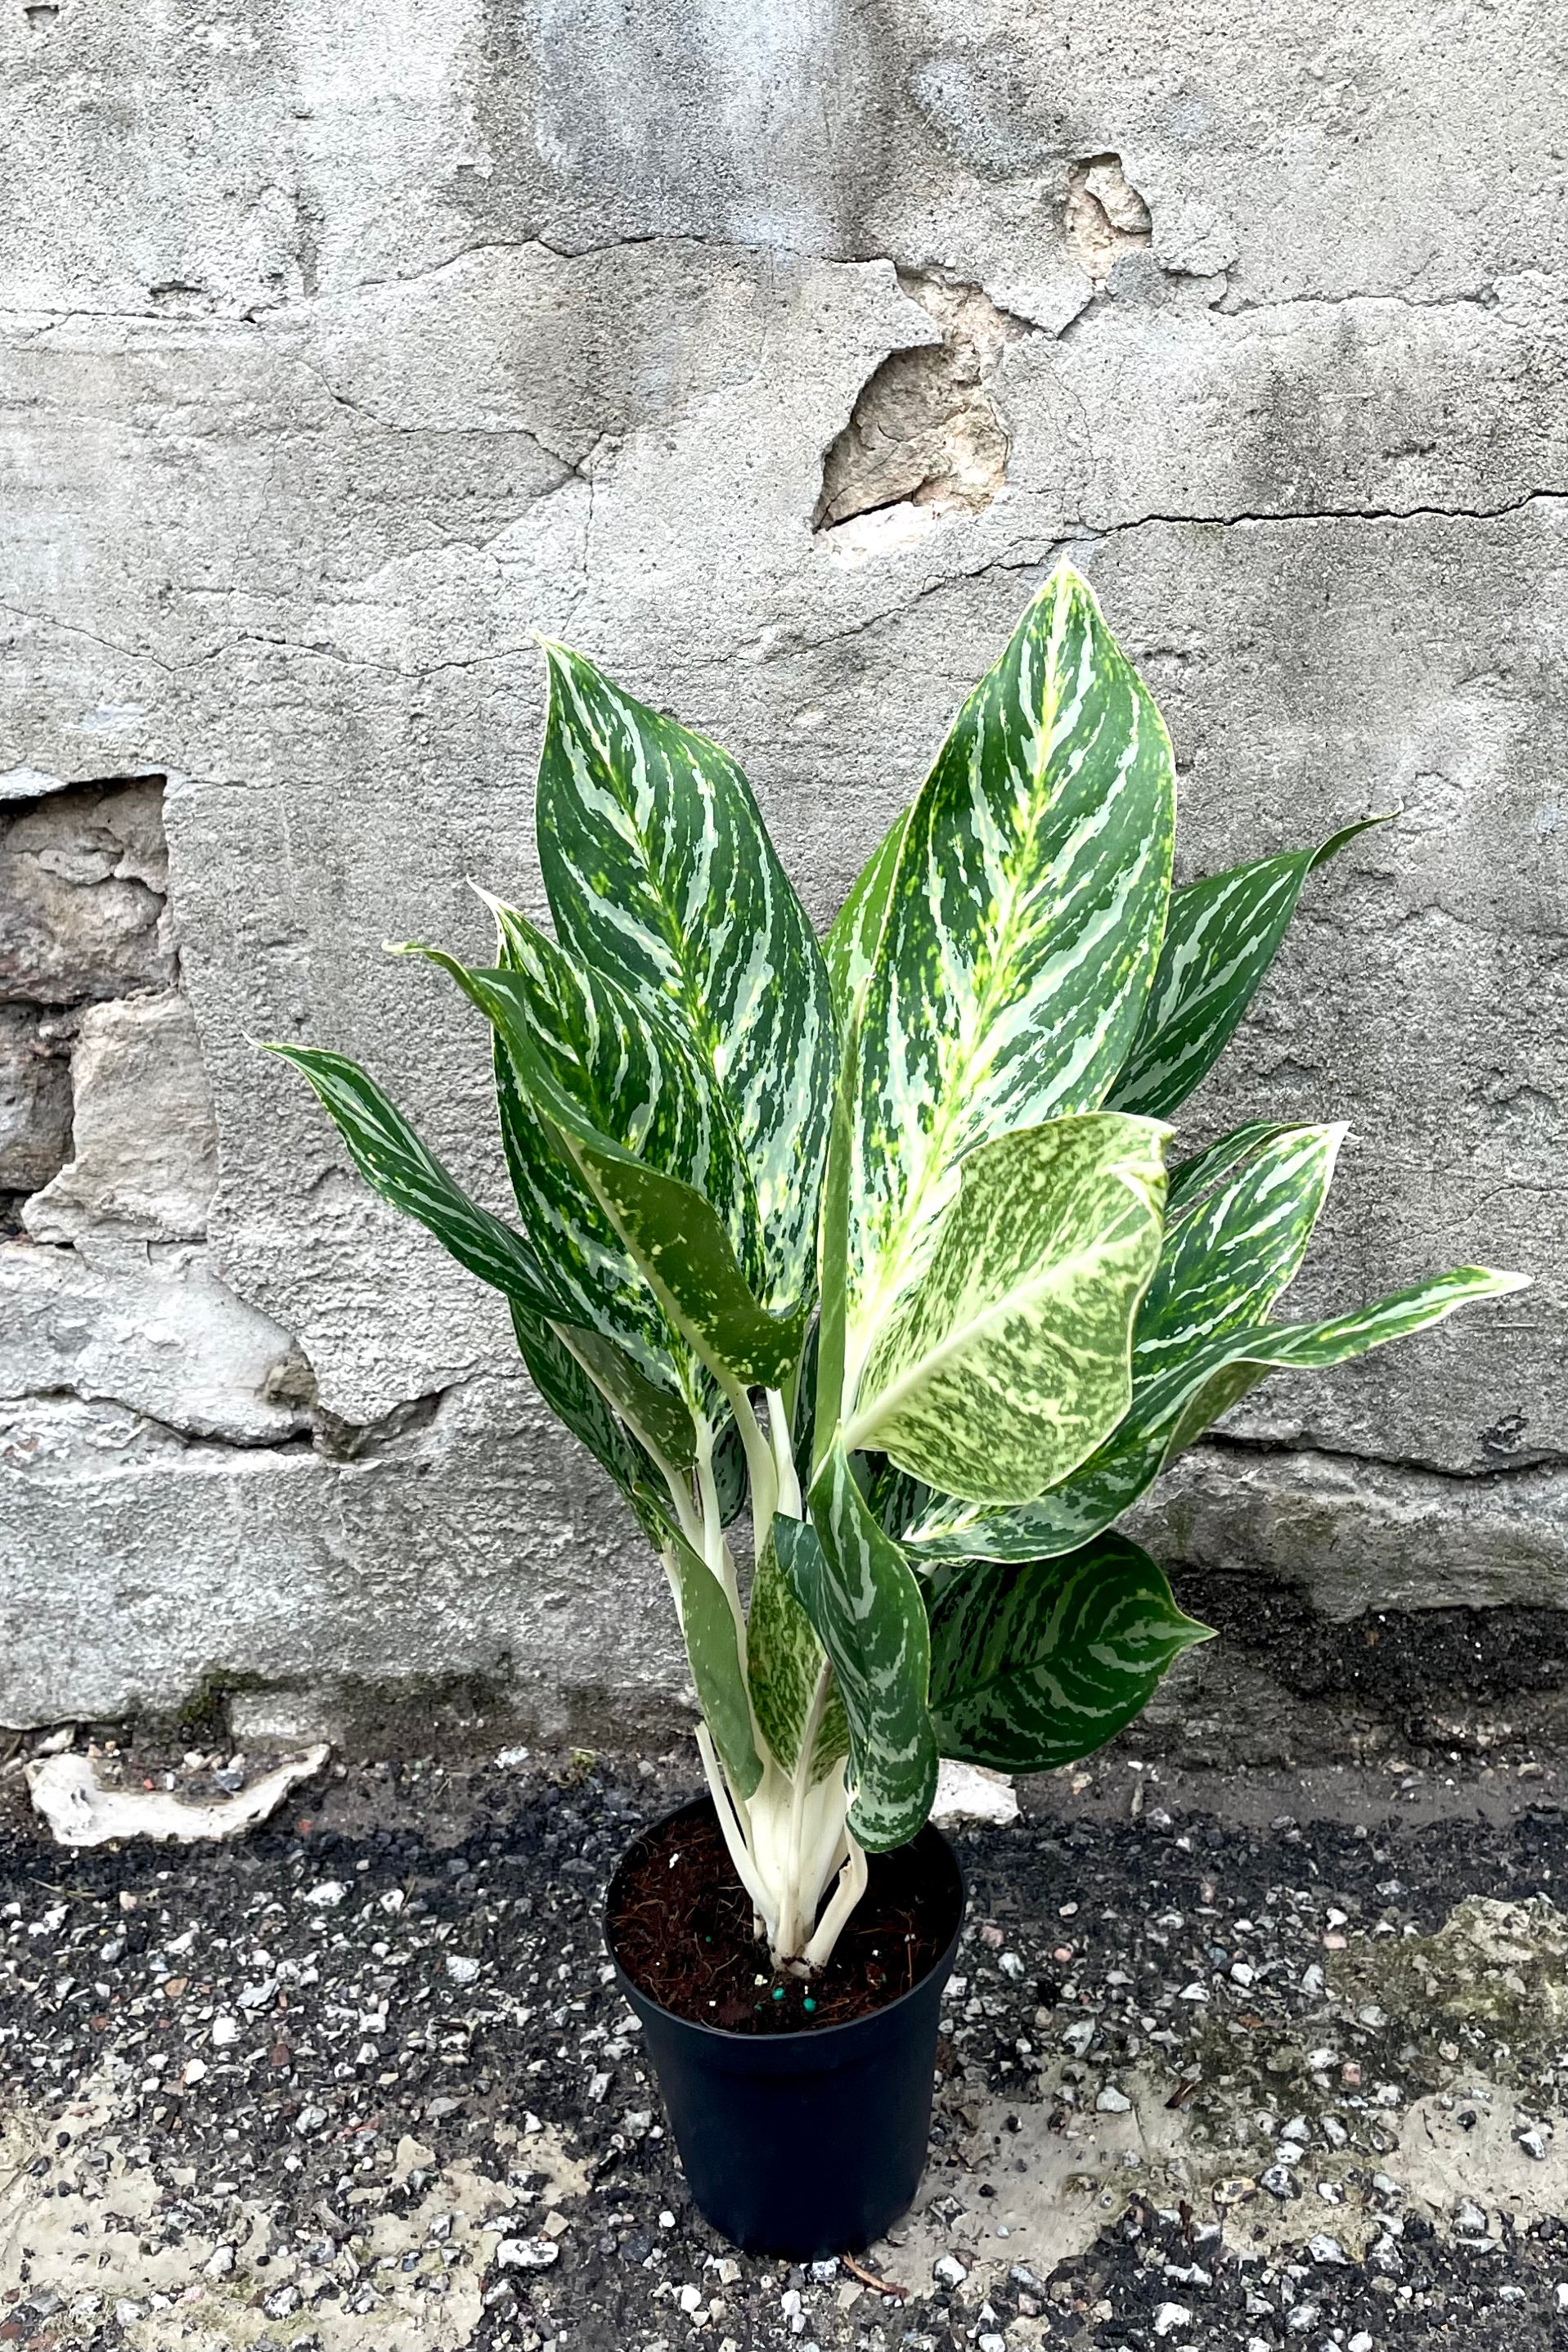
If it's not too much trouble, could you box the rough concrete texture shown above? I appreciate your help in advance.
[1,2,1566,1737]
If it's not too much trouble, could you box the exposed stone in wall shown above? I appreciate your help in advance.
[0,1005,70,1198]
[0,776,309,1459]
[814,273,1030,552]
[0,780,174,1005]
[24,992,217,1243]
[1064,155,1153,284]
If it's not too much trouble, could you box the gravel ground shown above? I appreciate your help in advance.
[0,1739,1565,2352]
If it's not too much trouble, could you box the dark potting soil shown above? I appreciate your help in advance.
[608,1800,959,2031]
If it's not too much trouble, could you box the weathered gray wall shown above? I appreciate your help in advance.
[2,1,1564,1754]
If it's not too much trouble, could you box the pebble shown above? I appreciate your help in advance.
[933,2254,968,2288]
[445,1954,482,1985]
[1516,2125,1548,2160]
[1260,2164,1301,2199]
[496,2237,560,2269]
[1152,2301,1193,2337]
[1096,2084,1132,2112]
[1308,2233,1348,2264]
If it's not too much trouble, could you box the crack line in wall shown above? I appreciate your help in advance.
[1197,1431,1568,1487]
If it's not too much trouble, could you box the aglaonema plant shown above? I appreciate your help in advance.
[268,569,1525,1972]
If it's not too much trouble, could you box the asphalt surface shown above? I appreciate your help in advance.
[0,1738,1564,2352]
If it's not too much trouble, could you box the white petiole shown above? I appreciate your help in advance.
[667,1389,864,1971]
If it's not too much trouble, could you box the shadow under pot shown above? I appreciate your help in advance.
[604,1794,966,2260]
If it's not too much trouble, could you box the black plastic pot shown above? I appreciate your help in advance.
[605,1797,965,2258]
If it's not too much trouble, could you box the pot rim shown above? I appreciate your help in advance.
[604,1791,967,2051]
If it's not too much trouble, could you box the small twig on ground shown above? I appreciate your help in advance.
[841,2251,907,2298]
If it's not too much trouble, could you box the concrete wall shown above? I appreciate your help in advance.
[2,1,1564,1756]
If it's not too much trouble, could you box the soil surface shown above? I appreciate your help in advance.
[0,1736,1564,2352]
[609,1801,959,2030]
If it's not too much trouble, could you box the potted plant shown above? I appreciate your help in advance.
[267,569,1524,2257]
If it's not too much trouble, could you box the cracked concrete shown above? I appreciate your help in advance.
[2,2,1566,1745]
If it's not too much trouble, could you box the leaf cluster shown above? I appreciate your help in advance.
[269,570,1524,1849]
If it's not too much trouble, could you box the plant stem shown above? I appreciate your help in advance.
[766,1386,802,1518]
[694,1724,770,1920]
[802,1836,869,1969]
[714,1370,778,1554]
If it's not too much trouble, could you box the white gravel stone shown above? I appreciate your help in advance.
[1152,2304,1192,2339]
[496,2237,560,2270]
[931,1761,1018,1828]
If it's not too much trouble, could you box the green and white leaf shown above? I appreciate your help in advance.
[509,1304,669,1542]
[1107,816,1388,1120]
[667,1527,763,1801]
[780,1446,939,1851]
[747,1531,850,1783]
[905,1264,1529,1559]
[537,645,835,1315]
[557,1325,699,1469]
[1155,1266,1530,1459]
[824,810,908,1028]
[266,1044,564,1320]
[1134,1122,1343,1373]
[927,1534,1212,1774]
[403,938,806,1388]
[844,1114,1168,1504]
[1164,1121,1293,1221]
[482,895,699,1423]
[845,567,1176,1402]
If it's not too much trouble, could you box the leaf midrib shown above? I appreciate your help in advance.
[848,643,1069,1391]
[845,1175,1150,1452]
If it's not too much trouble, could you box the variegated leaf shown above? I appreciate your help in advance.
[1107,817,1388,1120]
[927,1535,1211,1773]
[509,1304,670,1541]
[559,1326,699,1468]
[824,810,909,1028]
[905,1264,1529,1559]
[1164,1121,1292,1221]
[668,1527,763,1801]
[1157,1265,1530,1459]
[747,1531,850,1783]
[844,1115,1168,1504]
[711,1415,748,1527]
[483,896,699,1421]
[267,1044,564,1320]
[537,645,835,1315]
[811,997,859,1470]
[402,940,806,1388]
[1134,1122,1343,1374]
[781,1447,939,1851]
[845,569,1175,1401]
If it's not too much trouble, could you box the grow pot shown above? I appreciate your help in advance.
[605,1795,965,2258]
